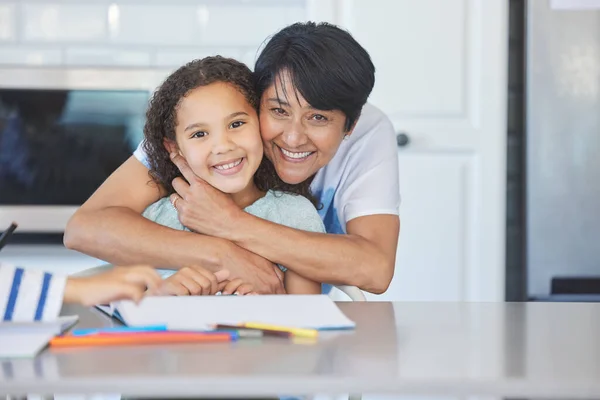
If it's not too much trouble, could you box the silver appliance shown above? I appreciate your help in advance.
[527,1,600,299]
[0,68,168,234]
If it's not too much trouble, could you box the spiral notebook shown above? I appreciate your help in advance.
[96,295,355,331]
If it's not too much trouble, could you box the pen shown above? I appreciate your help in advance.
[70,324,168,336]
[0,222,17,252]
[51,331,234,347]
[214,324,290,338]
[242,322,318,339]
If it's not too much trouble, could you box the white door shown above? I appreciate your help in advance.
[311,0,507,302]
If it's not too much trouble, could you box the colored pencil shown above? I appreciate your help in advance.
[50,331,233,348]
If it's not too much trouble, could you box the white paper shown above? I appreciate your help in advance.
[114,295,355,331]
[0,332,56,358]
[551,0,600,10]
[0,315,78,358]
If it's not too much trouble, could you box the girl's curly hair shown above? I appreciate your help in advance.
[142,56,317,206]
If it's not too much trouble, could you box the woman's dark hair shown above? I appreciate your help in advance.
[142,56,316,206]
[255,22,375,132]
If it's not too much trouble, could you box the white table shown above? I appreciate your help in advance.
[2,302,600,398]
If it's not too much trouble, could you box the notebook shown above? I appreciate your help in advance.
[0,315,79,358]
[96,295,355,331]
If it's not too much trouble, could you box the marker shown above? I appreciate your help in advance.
[214,324,289,338]
[50,331,233,348]
[243,322,318,338]
[70,324,168,336]
[0,222,18,252]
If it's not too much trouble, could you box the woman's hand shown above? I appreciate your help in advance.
[155,267,230,296]
[169,152,286,294]
[169,152,241,238]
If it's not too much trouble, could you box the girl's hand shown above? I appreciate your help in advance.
[156,266,230,296]
[64,265,162,306]
[218,278,254,296]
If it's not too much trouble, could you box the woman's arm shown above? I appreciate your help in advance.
[169,155,400,294]
[233,213,399,294]
[64,156,285,294]
[260,214,396,294]
[64,156,217,267]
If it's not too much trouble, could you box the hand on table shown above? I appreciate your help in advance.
[65,265,162,306]
[153,266,230,296]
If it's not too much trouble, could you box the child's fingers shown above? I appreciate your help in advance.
[160,279,190,296]
[217,280,230,292]
[190,266,220,294]
[235,284,253,296]
[116,283,146,304]
[119,265,162,292]
[183,267,217,295]
[136,267,162,292]
[177,275,203,295]
[213,269,230,283]
[221,278,243,295]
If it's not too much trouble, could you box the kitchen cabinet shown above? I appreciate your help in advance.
[313,0,508,302]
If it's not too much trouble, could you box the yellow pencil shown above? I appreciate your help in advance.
[243,322,318,338]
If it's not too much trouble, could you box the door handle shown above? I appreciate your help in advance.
[396,132,410,147]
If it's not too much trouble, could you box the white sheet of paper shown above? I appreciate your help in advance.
[0,315,78,358]
[0,332,56,358]
[115,295,355,331]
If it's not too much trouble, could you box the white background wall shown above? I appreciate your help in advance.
[0,0,305,69]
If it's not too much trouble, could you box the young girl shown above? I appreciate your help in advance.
[140,56,323,295]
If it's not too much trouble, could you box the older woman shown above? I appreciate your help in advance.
[64,22,400,295]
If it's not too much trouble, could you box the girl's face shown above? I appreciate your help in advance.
[258,72,350,185]
[167,82,263,195]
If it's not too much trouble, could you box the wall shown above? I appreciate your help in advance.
[0,0,306,69]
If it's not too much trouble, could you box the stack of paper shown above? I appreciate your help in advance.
[0,315,78,358]
[99,295,355,331]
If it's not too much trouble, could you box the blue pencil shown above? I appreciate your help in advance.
[71,324,168,336]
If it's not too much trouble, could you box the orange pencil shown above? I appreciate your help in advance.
[50,331,233,348]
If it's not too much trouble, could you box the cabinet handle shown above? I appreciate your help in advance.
[396,132,410,147]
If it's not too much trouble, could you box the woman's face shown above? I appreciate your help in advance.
[258,73,349,185]
[167,82,263,194]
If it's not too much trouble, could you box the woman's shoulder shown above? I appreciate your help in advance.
[246,191,325,233]
[351,103,395,142]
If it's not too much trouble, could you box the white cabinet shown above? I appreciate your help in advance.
[313,0,508,302]
[366,154,474,302]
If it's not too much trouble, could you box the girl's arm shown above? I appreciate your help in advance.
[284,270,321,295]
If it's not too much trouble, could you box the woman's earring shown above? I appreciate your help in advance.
[343,135,349,141]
